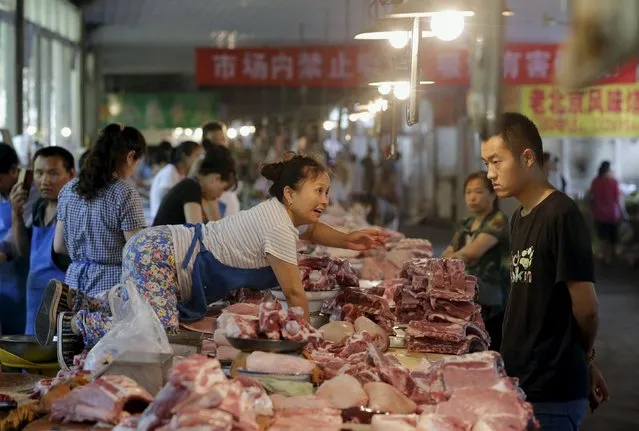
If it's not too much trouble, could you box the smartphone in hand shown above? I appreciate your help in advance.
[18,168,33,193]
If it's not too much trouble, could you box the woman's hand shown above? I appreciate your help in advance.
[345,229,387,251]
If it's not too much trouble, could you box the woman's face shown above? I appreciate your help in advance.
[201,173,230,201]
[286,172,330,225]
[465,178,495,216]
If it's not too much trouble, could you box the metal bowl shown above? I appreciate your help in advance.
[0,335,57,363]
[226,337,306,354]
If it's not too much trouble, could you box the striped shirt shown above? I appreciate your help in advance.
[168,198,302,294]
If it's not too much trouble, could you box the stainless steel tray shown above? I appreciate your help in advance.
[226,337,306,353]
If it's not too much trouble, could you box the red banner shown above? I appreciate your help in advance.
[195,44,638,87]
[422,43,638,86]
[195,45,380,88]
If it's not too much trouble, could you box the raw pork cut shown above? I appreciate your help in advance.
[234,375,274,416]
[319,321,355,343]
[430,387,537,429]
[269,394,342,430]
[364,382,417,414]
[354,316,389,351]
[137,355,258,431]
[224,302,259,316]
[259,300,286,340]
[298,256,359,290]
[371,414,418,431]
[245,351,315,375]
[417,413,467,430]
[406,321,490,355]
[218,313,259,339]
[270,394,333,410]
[281,307,323,344]
[325,287,396,333]
[315,374,368,409]
[51,375,152,425]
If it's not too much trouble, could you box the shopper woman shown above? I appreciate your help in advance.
[51,124,147,299]
[37,154,386,368]
[442,171,510,350]
[590,161,624,265]
[153,145,235,226]
[149,141,204,220]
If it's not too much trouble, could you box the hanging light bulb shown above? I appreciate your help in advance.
[378,83,392,95]
[393,82,411,100]
[388,31,409,49]
[430,10,465,41]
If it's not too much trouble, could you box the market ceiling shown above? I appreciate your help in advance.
[78,0,572,47]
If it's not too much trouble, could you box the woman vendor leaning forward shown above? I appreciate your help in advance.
[36,154,386,368]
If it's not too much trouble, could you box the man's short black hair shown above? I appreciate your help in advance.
[0,143,19,174]
[499,112,544,167]
[33,146,75,172]
[201,121,226,135]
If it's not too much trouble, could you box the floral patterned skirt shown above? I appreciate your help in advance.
[74,226,180,347]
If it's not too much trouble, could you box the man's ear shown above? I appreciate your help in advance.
[521,148,537,168]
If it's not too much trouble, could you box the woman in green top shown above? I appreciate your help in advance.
[442,171,510,351]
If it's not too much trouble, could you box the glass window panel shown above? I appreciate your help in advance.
[0,0,16,12]
[39,36,51,143]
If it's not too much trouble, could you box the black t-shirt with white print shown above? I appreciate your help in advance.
[501,191,593,403]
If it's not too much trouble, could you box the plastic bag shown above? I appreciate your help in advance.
[84,281,173,372]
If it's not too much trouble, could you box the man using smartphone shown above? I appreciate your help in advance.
[9,146,74,334]
[0,143,36,334]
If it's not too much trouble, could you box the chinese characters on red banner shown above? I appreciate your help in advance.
[196,43,638,87]
[195,46,381,87]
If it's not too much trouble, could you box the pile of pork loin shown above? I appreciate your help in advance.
[396,258,491,355]
[46,348,538,430]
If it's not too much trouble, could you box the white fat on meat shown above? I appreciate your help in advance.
[354,316,389,351]
[417,413,467,431]
[319,321,355,343]
[364,382,417,414]
[246,352,315,375]
[315,374,368,409]
[270,394,333,411]
[371,414,419,431]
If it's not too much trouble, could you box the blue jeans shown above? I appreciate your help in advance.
[532,399,588,431]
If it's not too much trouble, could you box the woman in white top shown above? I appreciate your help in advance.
[149,141,204,219]
[38,154,386,369]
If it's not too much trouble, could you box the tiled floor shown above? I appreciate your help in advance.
[402,225,639,430]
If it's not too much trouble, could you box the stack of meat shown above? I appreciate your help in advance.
[134,354,266,431]
[50,376,153,426]
[358,238,433,280]
[216,299,322,344]
[393,258,490,355]
[268,394,343,430]
[369,351,538,430]
[298,256,359,291]
[321,287,396,334]
[306,337,537,430]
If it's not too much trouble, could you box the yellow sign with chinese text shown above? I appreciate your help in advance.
[520,84,639,137]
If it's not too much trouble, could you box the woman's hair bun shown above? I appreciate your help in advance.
[260,162,285,182]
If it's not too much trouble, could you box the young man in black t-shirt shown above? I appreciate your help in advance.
[480,112,609,430]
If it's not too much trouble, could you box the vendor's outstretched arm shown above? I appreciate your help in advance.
[301,222,386,250]
[300,222,347,248]
[266,253,310,319]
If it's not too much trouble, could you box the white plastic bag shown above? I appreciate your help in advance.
[84,281,173,372]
